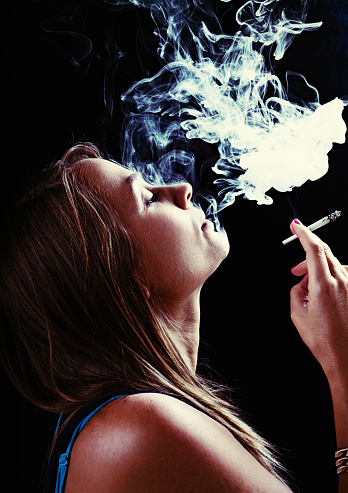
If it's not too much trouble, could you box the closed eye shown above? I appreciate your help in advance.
[146,190,160,206]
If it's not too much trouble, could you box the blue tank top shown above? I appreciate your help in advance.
[43,390,154,493]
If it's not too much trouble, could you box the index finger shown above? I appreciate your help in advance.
[290,219,332,284]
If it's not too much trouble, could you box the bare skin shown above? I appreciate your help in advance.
[65,393,292,493]
[290,220,348,493]
[78,158,229,372]
[65,162,348,492]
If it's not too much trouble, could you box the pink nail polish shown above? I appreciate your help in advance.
[294,218,302,225]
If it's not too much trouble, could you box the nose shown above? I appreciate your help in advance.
[167,182,193,209]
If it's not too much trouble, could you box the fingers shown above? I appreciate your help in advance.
[290,220,347,284]
[290,273,309,321]
[292,260,348,280]
[328,258,348,280]
[291,260,307,277]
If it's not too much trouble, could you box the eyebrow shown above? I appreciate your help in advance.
[126,172,141,193]
[124,172,146,210]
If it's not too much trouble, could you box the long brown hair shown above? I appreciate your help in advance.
[0,143,287,482]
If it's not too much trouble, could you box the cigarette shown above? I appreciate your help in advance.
[282,210,342,245]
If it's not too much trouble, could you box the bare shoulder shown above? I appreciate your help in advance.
[65,392,291,493]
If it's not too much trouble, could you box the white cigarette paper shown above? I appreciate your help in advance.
[282,210,341,245]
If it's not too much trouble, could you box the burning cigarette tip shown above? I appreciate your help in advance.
[282,210,342,245]
[328,210,342,221]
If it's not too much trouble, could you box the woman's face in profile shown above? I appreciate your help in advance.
[81,158,230,301]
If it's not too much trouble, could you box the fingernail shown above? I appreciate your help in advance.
[293,218,302,225]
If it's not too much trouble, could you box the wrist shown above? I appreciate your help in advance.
[326,367,348,397]
[321,354,348,389]
[327,376,348,450]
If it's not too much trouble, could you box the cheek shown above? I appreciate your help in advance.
[131,215,230,297]
[133,220,196,292]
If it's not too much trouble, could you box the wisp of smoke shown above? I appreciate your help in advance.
[112,0,347,224]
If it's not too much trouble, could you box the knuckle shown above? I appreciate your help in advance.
[310,242,330,256]
[336,276,348,294]
[335,272,347,285]
[316,278,336,298]
[290,285,299,298]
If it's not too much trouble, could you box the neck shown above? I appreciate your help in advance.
[158,288,201,374]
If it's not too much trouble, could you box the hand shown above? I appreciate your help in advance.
[289,219,348,382]
[292,261,348,277]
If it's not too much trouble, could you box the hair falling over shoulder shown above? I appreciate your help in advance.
[0,142,288,484]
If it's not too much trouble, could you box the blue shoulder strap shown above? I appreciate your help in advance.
[55,394,128,493]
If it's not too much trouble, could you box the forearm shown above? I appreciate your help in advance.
[328,376,348,492]
[338,472,348,493]
[289,220,348,491]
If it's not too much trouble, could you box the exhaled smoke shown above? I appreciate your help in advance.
[115,0,347,222]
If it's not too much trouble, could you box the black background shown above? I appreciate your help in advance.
[1,0,348,491]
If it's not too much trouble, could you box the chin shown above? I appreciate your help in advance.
[215,228,230,260]
[206,231,230,279]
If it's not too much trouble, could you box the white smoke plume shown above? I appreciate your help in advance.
[115,0,347,218]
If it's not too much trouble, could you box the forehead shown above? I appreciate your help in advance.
[78,158,136,220]
[79,158,133,186]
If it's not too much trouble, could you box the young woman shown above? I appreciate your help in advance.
[0,143,347,492]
